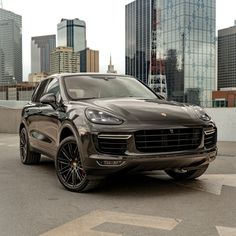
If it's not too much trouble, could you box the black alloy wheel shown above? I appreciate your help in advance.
[55,136,97,192]
[20,127,41,164]
[165,164,209,180]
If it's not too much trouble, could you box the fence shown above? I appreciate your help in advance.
[0,83,37,101]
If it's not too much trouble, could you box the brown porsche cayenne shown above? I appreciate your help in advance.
[19,73,217,192]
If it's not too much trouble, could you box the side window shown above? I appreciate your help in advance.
[31,83,40,102]
[32,79,49,103]
[44,78,61,102]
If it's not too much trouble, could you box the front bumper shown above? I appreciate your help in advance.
[78,124,217,179]
[83,144,217,178]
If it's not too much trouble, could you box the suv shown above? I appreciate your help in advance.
[19,73,217,192]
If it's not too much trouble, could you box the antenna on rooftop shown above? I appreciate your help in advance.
[0,0,3,8]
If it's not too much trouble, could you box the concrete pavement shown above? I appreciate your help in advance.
[0,134,235,236]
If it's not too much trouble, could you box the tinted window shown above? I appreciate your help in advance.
[32,79,49,102]
[44,78,61,102]
[44,78,59,95]
[63,75,157,100]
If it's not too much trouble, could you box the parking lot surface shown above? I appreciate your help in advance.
[0,134,235,236]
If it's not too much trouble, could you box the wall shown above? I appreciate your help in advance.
[205,108,236,142]
[0,108,22,133]
[0,106,235,142]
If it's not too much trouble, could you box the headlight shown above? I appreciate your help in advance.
[85,108,124,125]
[193,106,211,121]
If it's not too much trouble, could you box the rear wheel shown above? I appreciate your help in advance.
[20,127,41,164]
[165,164,209,180]
[55,136,98,192]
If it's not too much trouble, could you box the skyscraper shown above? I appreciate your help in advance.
[31,35,56,74]
[0,8,22,84]
[218,23,236,89]
[126,0,216,107]
[57,18,86,52]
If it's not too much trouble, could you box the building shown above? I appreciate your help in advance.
[148,60,167,97]
[28,72,49,83]
[125,1,150,85]
[125,0,216,107]
[57,18,86,52]
[80,48,99,72]
[50,46,80,74]
[0,8,22,84]
[148,58,167,97]
[107,55,117,73]
[212,89,236,107]
[218,23,236,90]
[0,49,4,81]
[31,35,56,74]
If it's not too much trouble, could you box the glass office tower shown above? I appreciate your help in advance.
[218,24,236,89]
[0,8,22,84]
[31,35,56,73]
[57,18,86,52]
[126,0,216,107]
[126,0,151,85]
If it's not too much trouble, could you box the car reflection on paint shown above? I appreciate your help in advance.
[19,73,217,192]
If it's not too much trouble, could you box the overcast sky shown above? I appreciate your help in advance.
[2,0,236,80]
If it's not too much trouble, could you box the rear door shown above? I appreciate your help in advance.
[24,79,50,150]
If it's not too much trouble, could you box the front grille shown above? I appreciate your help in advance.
[135,128,202,153]
[204,127,217,149]
[95,134,129,155]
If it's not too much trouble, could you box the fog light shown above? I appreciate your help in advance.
[97,160,124,166]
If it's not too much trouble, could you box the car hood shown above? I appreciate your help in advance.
[80,98,205,125]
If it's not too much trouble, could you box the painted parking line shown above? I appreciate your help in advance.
[40,210,181,236]
[170,174,236,195]
[7,144,18,147]
[0,143,18,147]
[216,226,236,236]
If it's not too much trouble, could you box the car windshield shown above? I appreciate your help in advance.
[63,75,158,100]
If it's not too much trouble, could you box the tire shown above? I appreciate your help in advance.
[165,164,209,180]
[55,136,98,192]
[20,127,41,165]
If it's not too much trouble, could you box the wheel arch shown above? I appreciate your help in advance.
[59,122,80,144]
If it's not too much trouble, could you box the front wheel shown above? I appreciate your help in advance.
[165,164,209,180]
[55,136,98,192]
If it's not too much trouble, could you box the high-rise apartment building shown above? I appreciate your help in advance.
[57,18,86,52]
[31,35,56,74]
[0,8,22,84]
[218,23,236,89]
[125,0,216,106]
[80,48,99,72]
[50,46,80,74]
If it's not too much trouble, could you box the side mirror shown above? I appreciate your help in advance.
[40,93,57,109]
